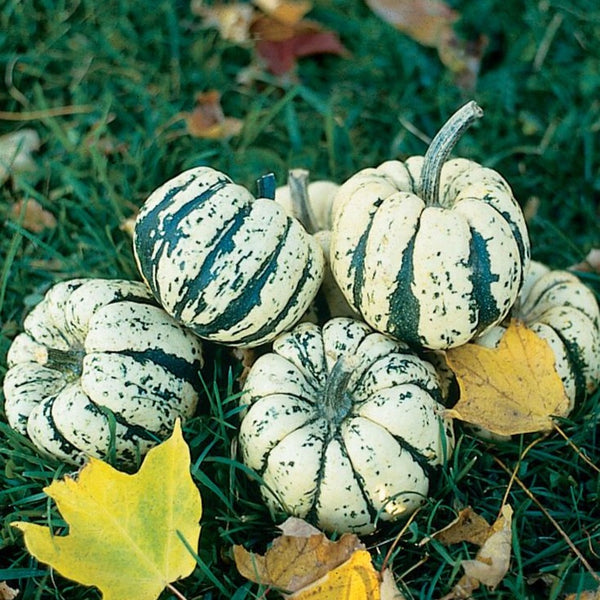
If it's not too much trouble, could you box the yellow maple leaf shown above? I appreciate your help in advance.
[445,321,570,436]
[12,421,202,600]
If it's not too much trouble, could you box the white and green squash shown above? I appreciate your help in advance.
[477,260,600,410]
[2,278,204,465]
[238,317,454,534]
[330,101,531,350]
[133,167,325,348]
[275,170,356,320]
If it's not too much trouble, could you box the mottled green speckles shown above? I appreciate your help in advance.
[239,317,454,534]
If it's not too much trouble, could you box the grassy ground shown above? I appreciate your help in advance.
[1,0,599,598]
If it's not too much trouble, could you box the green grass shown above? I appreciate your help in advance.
[1,0,599,598]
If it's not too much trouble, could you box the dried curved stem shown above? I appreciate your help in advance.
[419,101,483,206]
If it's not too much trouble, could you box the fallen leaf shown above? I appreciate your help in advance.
[12,421,202,600]
[252,0,312,25]
[184,90,243,139]
[10,198,57,232]
[439,505,513,599]
[570,248,600,275]
[286,549,380,599]
[254,24,348,75]
[365,0,486,90]
[233,518,364,593]
[192,1,255,43]
[234,517,399,598]
[430,507,491,547]
[0,582,18,600]
[565,590,600,600]
[0,129,41,184]
[461,505,513,589]
[365,0,458,47]
[445,321,570,436]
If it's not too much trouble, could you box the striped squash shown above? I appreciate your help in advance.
[133,167,325,348]
[238,317,454,534]
[3,279,203,465]
[477,261,600,409]
[330,102,531,350]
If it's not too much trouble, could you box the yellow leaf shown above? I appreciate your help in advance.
[233,522,363,593]
[445,321,570,436]
[287,549,380,599]
[234,517,390,599]
[12,421,202,600]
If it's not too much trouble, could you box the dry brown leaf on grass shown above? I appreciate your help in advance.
[10,198,57,233]
[445,321,570,436]
[183,90,244,139]
[565,590,600,600]
[427,506,491,547]
[570,249,600,275]
[0,582,18,600]
[234,516,402,598]
[365,0,487,90]
[192,0,348,76]
[437,505,513,599]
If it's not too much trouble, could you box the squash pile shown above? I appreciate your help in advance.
[3,101,599,535]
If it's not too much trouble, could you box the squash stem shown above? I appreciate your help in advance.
[256,173,276,200]
[287,169,319,234]
[40,348,85,378]
[419,101,483,206]
[321,354,360,423]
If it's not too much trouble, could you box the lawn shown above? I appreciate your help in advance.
[1,0,599,598]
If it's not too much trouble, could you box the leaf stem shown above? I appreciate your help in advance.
[166,583,189,600]
[419,101,483,206]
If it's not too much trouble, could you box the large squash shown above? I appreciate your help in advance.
[330,102,531,350]
[3,279,204,465]
[478,260,600,409]
[133,167,325,347]
[238,317,454,534]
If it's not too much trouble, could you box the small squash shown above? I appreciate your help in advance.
[275,170,356,320]
[238,317,454,534]
[477,260,600,409]
[133,167,325,348]
[2,278,204,465]
[330,101,531,350]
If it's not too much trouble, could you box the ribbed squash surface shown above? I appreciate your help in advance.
[134,167,325,347]
[330,158,531,349]
[3,279,203,465]
[238,317,454,534]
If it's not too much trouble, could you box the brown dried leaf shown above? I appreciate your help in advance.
[233,529,363,593]
[431,507,491,547]
[253,22,348,75]
[445,321,570,436]
[440,505,513,599]
[570,249,600,275]
[184,90,243,139]
[365,0,485,89]
[10,198,57,233]
[365,0,458,47]
[564,590,600,600]
[0,582,18,600]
